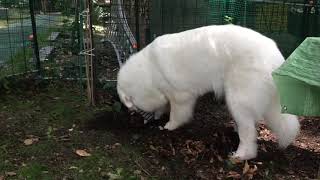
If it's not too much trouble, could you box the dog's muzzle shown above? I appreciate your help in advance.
[133,108,154,123]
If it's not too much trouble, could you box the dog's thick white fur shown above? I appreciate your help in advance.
[117,24,300,160]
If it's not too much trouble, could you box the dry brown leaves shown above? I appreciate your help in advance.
[243,161,258,179]
[227,171,241,179]
[5,172,17,177]
[105,143,122,151]
[148,142,176,158]
[226,161,258,179]
[258,126,276,142]
[180,140,206,164]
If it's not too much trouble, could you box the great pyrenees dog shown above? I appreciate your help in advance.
[117,24,300,160]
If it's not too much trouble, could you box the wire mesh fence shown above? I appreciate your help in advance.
[0,2,33,77]
[102,0,137,67]
[152,0,319,57]
[0,0,86,81]
[104,0,319,62]
[0,0,319,86]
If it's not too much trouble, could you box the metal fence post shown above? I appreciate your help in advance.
[20,5,27,72]
[135,0,140,50]
[29,0,41,75]
[6,8,14,74]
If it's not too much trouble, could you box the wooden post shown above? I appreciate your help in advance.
[88,0,97,105]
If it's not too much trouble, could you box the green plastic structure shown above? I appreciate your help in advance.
[272,37,320,116]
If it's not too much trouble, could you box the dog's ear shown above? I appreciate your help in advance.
[122,94,134,109]
[118,87,135,109]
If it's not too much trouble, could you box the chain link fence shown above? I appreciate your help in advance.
[0,0,86,81]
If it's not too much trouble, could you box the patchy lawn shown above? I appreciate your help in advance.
[0,82,145,179]
[0,80,319,179]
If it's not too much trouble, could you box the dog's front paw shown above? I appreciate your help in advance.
[164,121,179,131]
[230,146,257,160]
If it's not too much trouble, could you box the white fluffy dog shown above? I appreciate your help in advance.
[117,24,300,160]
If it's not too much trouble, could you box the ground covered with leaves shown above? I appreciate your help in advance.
[0,79,319,180]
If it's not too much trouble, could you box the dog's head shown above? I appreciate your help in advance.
[117,81,167,113]
[116,55,168,113]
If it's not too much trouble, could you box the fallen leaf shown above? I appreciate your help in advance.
[5,171,17,176]
[227,171,241,179]
[107,172,121,180]
[23,138,39,146]
[196,169,209,179]
[288,170,294,174]
[180,140,206,164]
[248,165,258,174]
[149,145,157,151]
[75,149,91,157]
[133,170,141,175]
[243,161,250,174]
[219,167,224,173]
[245,165,258,179]
[111,143,121,149]
[217,155,223,162]
[69,166,78,169]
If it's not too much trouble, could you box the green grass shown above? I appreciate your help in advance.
[17,162,52,180]
[0,7,30,28]
[69,151,139,180]
[0,20,7,28]
[0,83,146,179]
[7,8,30,20]
[0,26,64,78]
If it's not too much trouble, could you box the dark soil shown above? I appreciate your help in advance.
[87,91,320,180]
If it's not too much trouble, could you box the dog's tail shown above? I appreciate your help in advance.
[263,95,300,148]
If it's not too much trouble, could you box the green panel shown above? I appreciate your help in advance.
[273,75,320,116]
[273,37,320,87]
[272,37,320,116]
